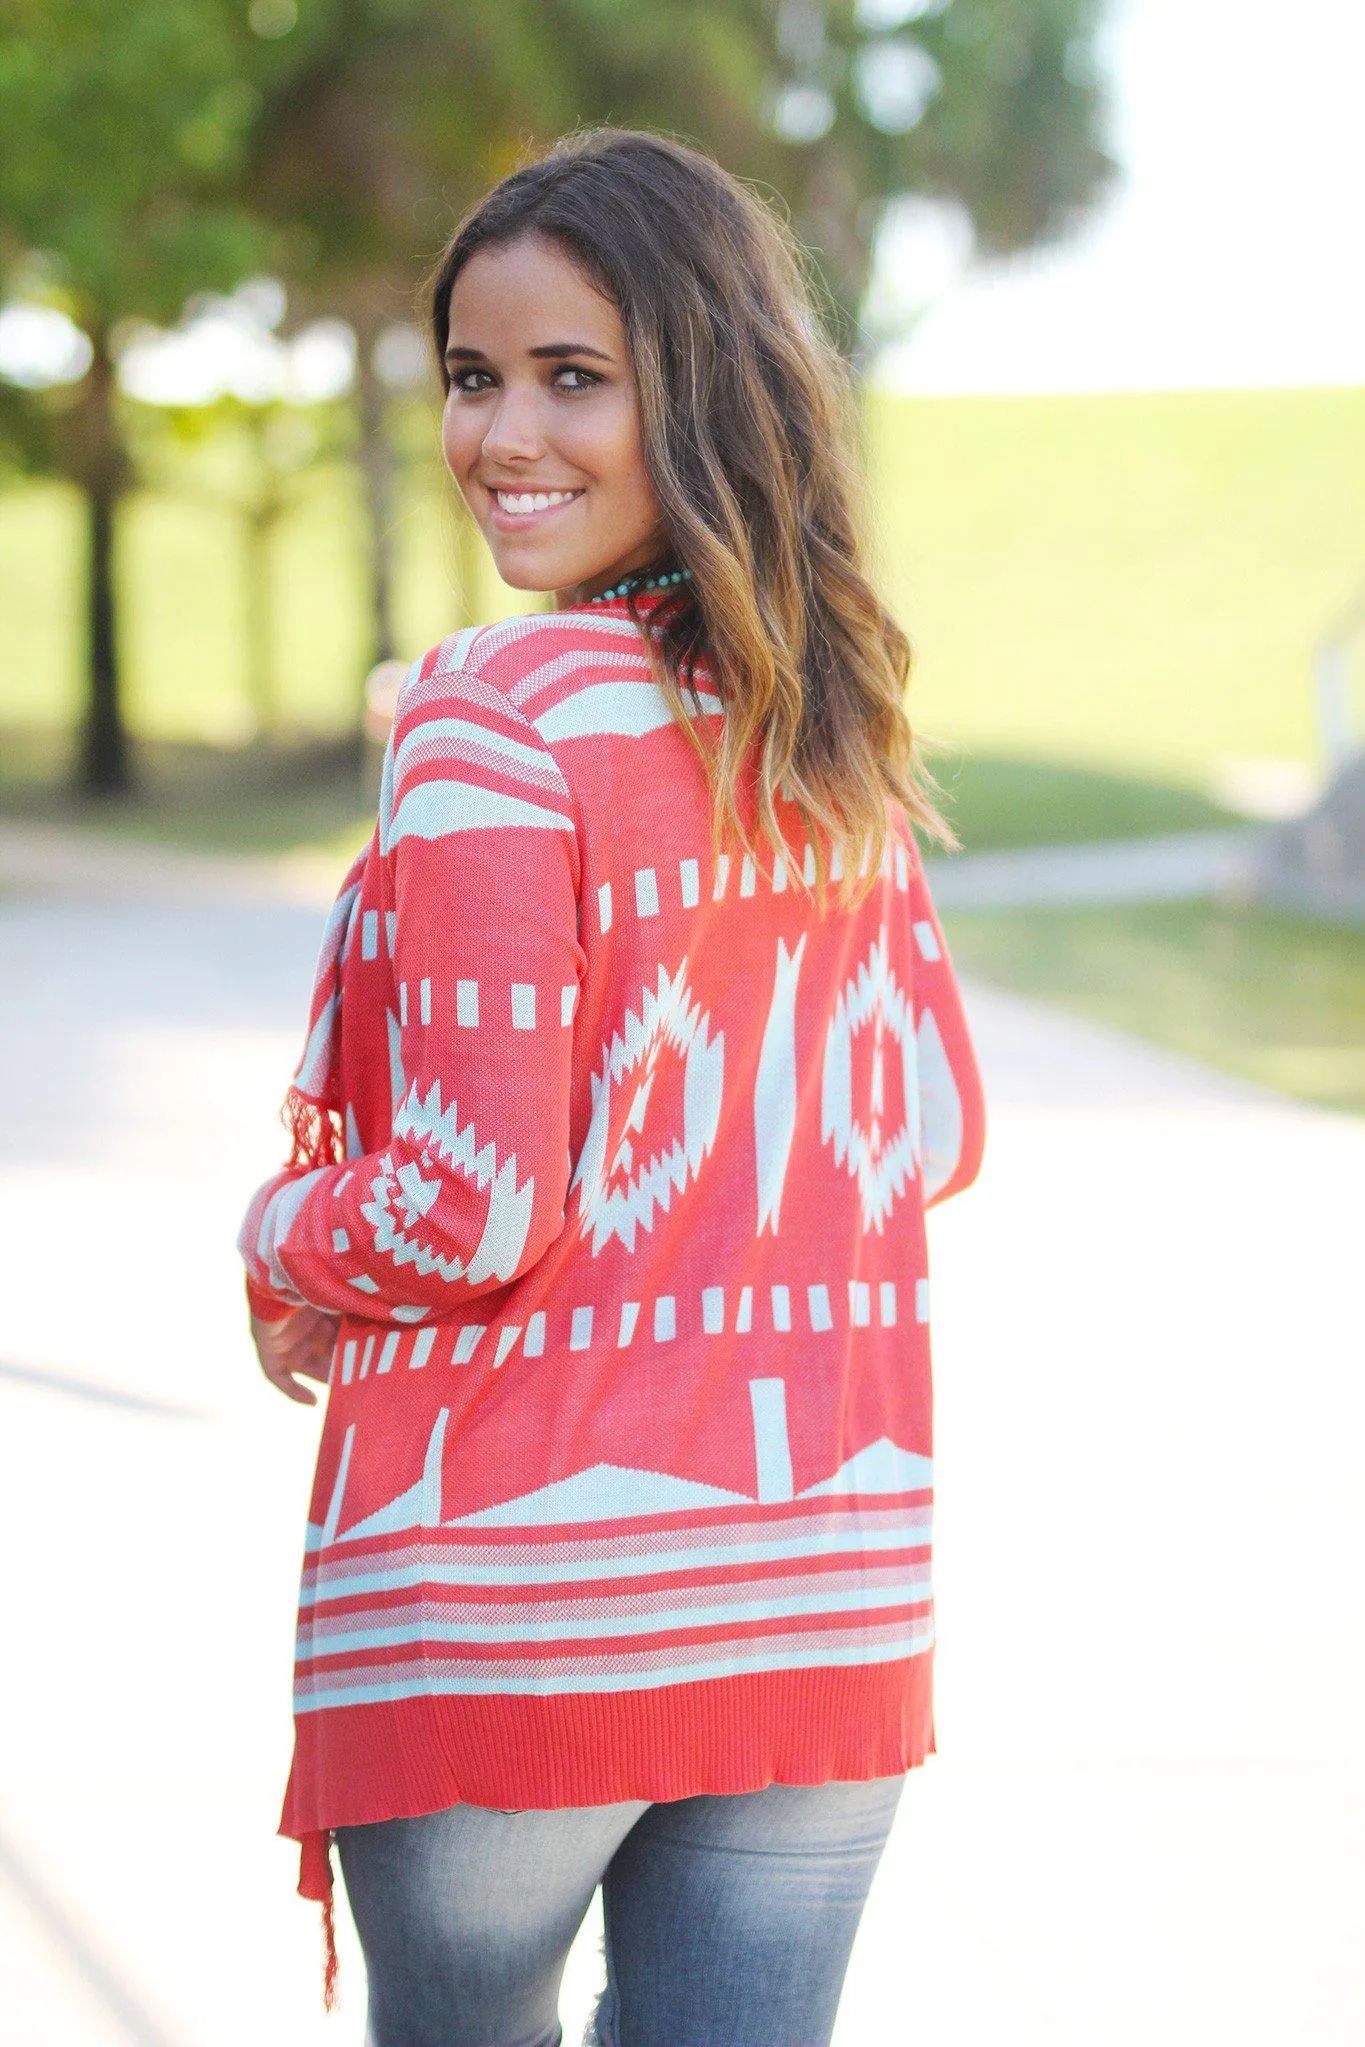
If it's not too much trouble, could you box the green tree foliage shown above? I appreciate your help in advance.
[0,0,269,789]
[240,0,1112,351]
[777,0,1115,339]
[0,0,1111,788]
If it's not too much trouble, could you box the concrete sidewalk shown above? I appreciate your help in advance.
[923,827,1259,909]
[0,854,1360,2045]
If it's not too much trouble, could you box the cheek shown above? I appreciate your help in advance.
[441,397,476,478]
[581,397,657,514]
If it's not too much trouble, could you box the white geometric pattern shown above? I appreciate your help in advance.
[574,838,869,925]
[359,1079,535,1288]
[916,1006,965,1200]
[415,1275,909,1369]
[820,930,919,1234]
[305,1377,931,1551]
[754,936,806,1235]
[570,961,725,1255]
[530,673,724,741]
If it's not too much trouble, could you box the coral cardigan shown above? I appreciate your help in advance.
[239,589,985,1912]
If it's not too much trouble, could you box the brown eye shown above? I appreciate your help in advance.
[555,365,601,392]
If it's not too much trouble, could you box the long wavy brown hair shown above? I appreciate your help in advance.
[426,127,951,889]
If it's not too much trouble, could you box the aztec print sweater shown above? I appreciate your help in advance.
[239,588,986,1907]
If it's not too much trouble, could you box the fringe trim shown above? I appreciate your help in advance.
[298,1828,340,2012]
[321,1891,340,2013]
[283,1087,346,1174]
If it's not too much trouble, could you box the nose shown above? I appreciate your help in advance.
[479,381,545,468]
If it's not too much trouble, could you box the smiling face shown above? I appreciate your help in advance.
[440,233,668,602]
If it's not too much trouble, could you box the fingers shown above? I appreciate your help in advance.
[260,1343,332,1397]
[252,1305,339,1403]
[261,1361,320,1407]
[280,1311,341,1381]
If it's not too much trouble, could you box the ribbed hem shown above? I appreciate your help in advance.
[281,1652,935,1863]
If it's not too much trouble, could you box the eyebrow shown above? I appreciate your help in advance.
[444,341,614,365]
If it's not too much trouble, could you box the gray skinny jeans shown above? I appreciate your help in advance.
[335,1773,906,2047]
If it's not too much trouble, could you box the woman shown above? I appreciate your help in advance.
[240,128,985,2047]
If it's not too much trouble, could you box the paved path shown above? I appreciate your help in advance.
[1,837,1360,2045]
[923,827,1259,909]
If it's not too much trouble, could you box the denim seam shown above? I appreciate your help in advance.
[590,1892,622,2047]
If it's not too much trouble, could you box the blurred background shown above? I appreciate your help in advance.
[4,0,1364,1106]
[1,3,1362,2044]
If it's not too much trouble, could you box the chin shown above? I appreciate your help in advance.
[493,564,562,595]
[491,545,588,595]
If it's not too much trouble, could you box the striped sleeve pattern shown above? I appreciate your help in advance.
[238,631,582,1320]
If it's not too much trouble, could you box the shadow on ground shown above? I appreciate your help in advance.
[3,727,1240,861]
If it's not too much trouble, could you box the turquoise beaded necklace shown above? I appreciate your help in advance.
[588,566,692,604]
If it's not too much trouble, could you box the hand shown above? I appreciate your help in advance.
[251,1304,341,1406]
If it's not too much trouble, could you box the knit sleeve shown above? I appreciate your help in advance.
[239,838,371,1323]
[906,853,986,1208]
[239,642,584,1321]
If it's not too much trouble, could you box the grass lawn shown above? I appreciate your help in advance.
[927,750,1237,849]
[941,899,1365,1118]
[866,386,1365,785]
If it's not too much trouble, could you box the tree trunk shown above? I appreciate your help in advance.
[340,317,399,785]
[243,504,276,738]
[77,327,130,796]
[242,413,278,737]
[356,326,397,704]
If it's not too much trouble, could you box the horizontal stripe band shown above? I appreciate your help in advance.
[301,1518,933,1605]
[393,716,564,787]
[300,1556,923,1626]
[293,1620,936,1712]
[297,1574,933,1657]
[303,1501,931,1576]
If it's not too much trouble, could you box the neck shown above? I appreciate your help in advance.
[556,561,691,609]
[558,548,683,606]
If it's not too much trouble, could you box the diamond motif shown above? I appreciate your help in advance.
[571,961,725,1255]
[820,931,918,1233]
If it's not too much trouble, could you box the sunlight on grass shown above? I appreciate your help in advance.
[942,900,1365,1117]
[867,387,1365,784]
[933,753,1238,850]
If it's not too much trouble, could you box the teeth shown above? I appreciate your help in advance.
[494,488,581,514]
